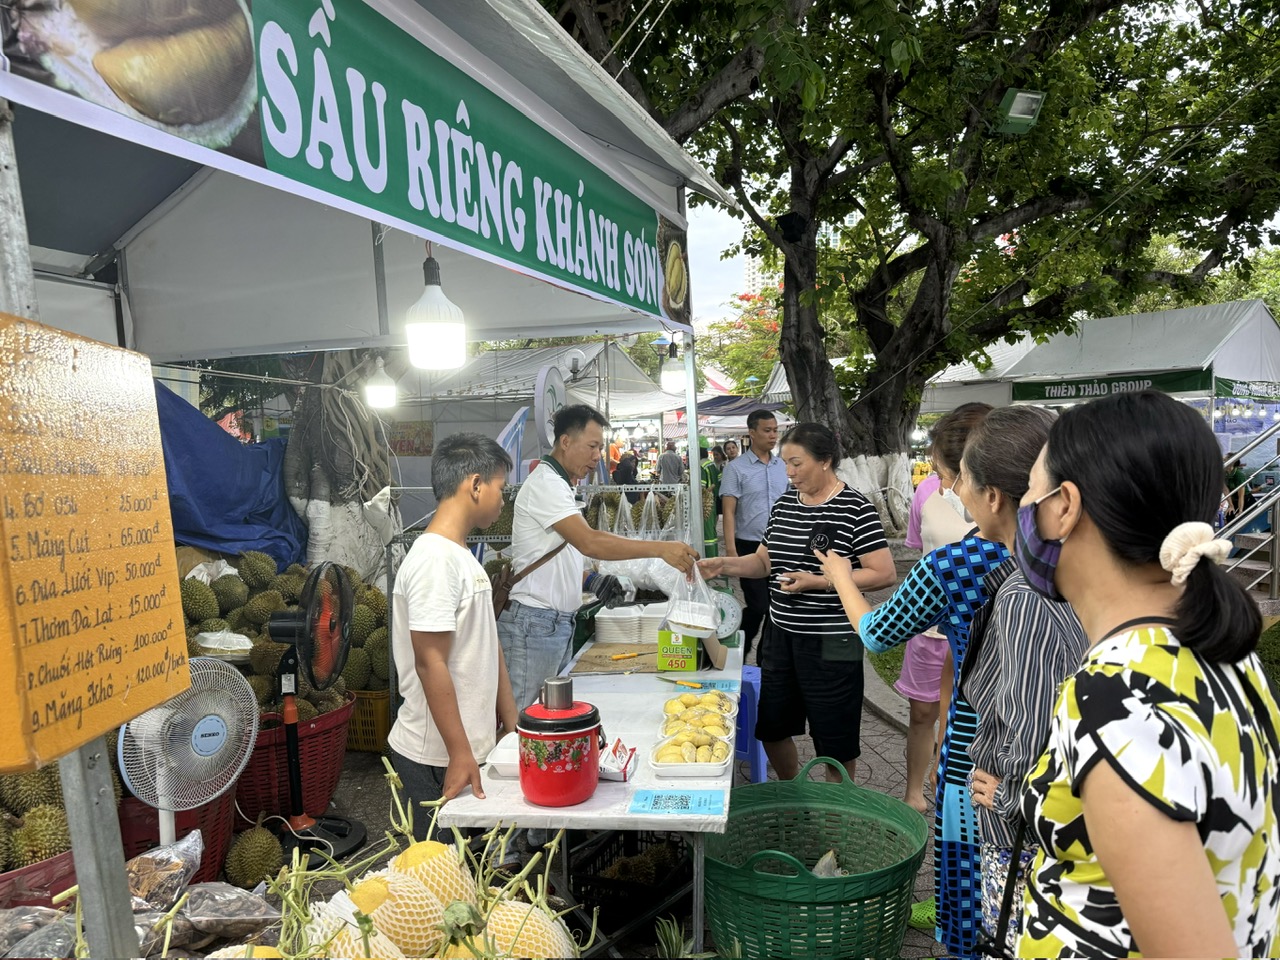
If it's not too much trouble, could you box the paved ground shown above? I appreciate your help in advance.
[323,536,944,957]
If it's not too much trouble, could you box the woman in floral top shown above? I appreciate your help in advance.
[1016,390,1280,957]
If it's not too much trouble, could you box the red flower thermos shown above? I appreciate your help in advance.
[517,677,605,807]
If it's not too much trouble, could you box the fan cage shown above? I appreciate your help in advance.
[119,658,259,810]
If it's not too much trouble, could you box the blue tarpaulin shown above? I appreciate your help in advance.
[154,382,307,571]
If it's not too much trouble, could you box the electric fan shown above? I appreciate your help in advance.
[265,561,366,860]
[118,657,260,845]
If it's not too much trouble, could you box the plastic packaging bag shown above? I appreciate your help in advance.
[181,883,279,940]
[126,830,204,910]
[2,915,73,959]
[637,492,662,539]
[190,630,253,658]
[663,564,717,638]
[0,907,64,955]
[135,909,197,956]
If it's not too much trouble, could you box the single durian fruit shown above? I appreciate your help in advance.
[364,631,390,681]
[224,821,284,889]
[243,590,285,627]
[268,574,304,604]
[285,563,308,579]
[210,575,249,614]
[295,699,318,723]
[328,675,348,698]
[225,606,249,632]
[0,766,61,816]
[197,617,230,634]
[362,586,388,626]
[340,647,371,690]
[13,804,71,867]
[0,816,12,871]
[309,690,345,715]
[248,640,288,678]
[349,605,376,646]
[364,626,388,655]
[179,577,219,624]
[237,551,278,590]
[247,674,276,706]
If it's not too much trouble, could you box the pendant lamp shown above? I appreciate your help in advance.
[364,357,397,408]
[406,244,466,369]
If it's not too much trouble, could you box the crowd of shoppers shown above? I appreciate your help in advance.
[395,387,1279,960]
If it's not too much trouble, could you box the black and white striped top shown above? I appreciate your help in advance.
[763,486,889,634]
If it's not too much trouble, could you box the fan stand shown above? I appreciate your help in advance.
[276,645,366,864]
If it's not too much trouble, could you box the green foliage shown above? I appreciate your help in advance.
[548,0,1280,455]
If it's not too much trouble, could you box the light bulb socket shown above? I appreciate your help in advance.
[423,256,442,286]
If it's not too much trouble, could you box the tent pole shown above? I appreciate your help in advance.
[0,97,142,960]
[685,331,704,556]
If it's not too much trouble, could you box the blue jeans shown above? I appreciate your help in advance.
[496,599,576,712]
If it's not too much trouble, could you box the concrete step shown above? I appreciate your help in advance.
[1229,558,1273,589]
[1234,532,1272,554]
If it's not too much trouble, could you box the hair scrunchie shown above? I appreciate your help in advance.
[1159,521,1232,586]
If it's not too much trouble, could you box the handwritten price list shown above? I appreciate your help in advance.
[0,314,189,773]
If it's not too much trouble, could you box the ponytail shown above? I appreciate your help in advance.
[1047,391,1262,664]
[1175,561,1261,663]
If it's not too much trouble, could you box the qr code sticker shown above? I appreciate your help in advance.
[651,793,692,811]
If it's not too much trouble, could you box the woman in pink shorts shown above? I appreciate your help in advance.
[899,406,988,813]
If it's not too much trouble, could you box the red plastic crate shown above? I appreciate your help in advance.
[0,850,76,908]
[118,791,237,884]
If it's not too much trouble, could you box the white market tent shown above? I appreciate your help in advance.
[918,335,1036,413]
[386,341,661,520]
[757,300,1280,415]
[1002,299,1280,403]
[4,0,732,357]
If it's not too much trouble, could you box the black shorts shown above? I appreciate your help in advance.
[755,621,864,763]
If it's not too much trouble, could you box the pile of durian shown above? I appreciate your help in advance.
[0,763,79,872]
[181,553,392,722]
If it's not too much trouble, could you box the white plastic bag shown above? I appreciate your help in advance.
[663,564,717,638]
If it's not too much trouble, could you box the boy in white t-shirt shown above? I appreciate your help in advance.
[388,433,517,838]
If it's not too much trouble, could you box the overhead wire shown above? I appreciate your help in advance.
[615,0,677,77]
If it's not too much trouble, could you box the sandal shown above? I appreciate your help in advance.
[908,896,936,931]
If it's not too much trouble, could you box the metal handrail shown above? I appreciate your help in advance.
[1225,416,1280,469]
[1224,484,1280,599]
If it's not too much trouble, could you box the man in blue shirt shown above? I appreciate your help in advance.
[719,409,787,656]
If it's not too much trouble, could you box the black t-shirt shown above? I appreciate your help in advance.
[764,486,889,634]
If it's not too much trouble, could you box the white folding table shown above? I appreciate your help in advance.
[439,642,744,954]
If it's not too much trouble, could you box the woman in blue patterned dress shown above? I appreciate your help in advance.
[817,404,1011,959]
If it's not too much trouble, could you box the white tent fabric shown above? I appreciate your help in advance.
[1003,300,1280,388]
[919,335,1036,413]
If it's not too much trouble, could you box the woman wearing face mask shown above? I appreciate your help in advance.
[1017,390,1280,958]
[942,406,1089,955]
[899,404,990,826]
[814,404,1006,959]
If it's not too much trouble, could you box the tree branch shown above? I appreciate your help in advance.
[560,0,658,120]
[827,152,889,191]
[718,117,793,257]
[665,45,766,143]
[971,192,1096,241]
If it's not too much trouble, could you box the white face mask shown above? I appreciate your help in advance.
[940,483,971,522]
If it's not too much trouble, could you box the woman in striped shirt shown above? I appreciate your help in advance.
[698,422,895,782]
[951,406,1089,954]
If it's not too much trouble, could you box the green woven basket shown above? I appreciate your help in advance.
[704,757,929,959]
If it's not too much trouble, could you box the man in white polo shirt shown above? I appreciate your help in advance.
[498,404,699,713]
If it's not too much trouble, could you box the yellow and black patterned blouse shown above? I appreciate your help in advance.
[1019,625,1280,958]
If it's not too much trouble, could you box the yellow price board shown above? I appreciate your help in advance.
[0,314,189,773]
